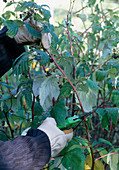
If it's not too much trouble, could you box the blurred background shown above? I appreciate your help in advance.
[0,0,119,26]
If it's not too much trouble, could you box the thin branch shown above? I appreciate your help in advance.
[5,73,11,97]
[66,15,74,56]
[28,71,35,121]
[32,95,35,121]
[85,57,113,77]
[3,110,14,138]
[47,51,94,168]
[108,121,113,141]
[96,151,119,160]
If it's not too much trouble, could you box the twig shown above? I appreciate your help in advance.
[66,13,76,116]
[108,121,113,141]
[66,16,73,56]
[5,73,11,97]
[32,95,35,121]
[3,110,14,138]
[28,71,35,121]
[72,6,87,15]
[85,57,112,77]
[96,151,119,160]
[47,50,95,169]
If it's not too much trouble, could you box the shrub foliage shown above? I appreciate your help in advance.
[0,0,119,169]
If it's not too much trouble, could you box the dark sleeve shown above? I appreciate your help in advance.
[0,129,51,170]
[0,26,25,78]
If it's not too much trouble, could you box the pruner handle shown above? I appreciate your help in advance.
[58,113,91,130]
[58,115,82,130]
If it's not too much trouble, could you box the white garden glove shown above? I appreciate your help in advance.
[14,19,51,49]
[38,118,73,157]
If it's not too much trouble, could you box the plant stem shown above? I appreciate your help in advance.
[3,110,14,138]
[28,71,35,121]
[97,151,119,160]
[5,73,11,97]
[32,95,35,121]
[47,51,95,169]
[108,121,113,141]
[66,14,76,116]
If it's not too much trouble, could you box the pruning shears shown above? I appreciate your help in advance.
[58,112,91,130]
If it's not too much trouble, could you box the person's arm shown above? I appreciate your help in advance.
[0,129,51,170]
[0,118,73,170]
[0,26,25,78]
[0,20,51,78]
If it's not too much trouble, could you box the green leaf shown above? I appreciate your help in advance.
[16,109,25,118]
[2,11,15,20]
[50,31,59,44]
[77,85,97,112]
[76,64,85,77]
[0,132,8,141]
[0,111,4,119]
[94,160,105,170]
[53,157,66,170]
[97,108,118,126]
[50,99,66,126]
[22,89,32,108]
[62,148,85,170]
[35,51,49,66]
[32,74,46,97]
[106,108,118,125]
[41,8,51,20]
[12,52,29,76]
[31,116,42,129]
[6,98,18,113]
[96,108,105,116]
[107,152,119,170]
[25,23,41,39]
[39,76,60,111]
[98,110,110,128]
[5,2,16,7]
[87,79,101,90]
[15,1,36,11]
[101,112,110,128]
[111,108,118,125]
[96,70,107,81]
[4,20,18,38]
[77,13,87,22]
[59,82,73,98]
[112,90,119,106]
[0,82,14,89]
[34,102,44,115]
[98,138,112,146]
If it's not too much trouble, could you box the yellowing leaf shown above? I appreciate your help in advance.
[94,160,104,170]
[85,155,92,170]
[32,62,36,69]
[85,156,105,170]
[45,67,50,72]
[97,147,108,163]
[85,165,91,170]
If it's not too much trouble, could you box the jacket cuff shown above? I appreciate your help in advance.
[26,128,51,167]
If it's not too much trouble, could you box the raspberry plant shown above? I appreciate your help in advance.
[0,0,119,169]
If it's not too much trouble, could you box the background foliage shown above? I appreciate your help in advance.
[0,0,119,169]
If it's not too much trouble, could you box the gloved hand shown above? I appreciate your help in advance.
[14,19,51,49]
[38,118,73,157]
